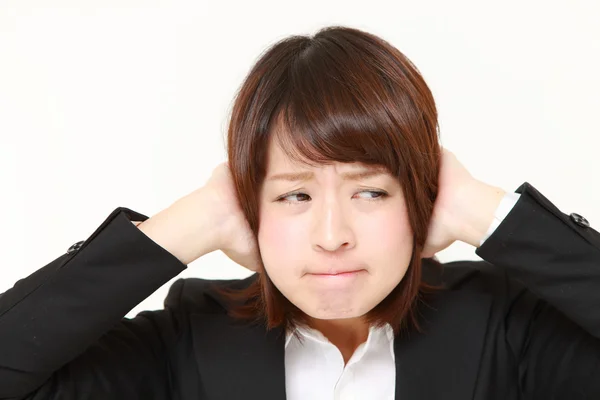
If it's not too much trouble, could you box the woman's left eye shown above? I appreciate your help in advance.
[276,190,387,204]
[356,190,386,200]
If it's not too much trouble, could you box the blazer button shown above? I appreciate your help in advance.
[67,240,85,254]
[569,213,590,228]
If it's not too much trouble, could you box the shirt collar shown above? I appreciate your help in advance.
[284,322,394,349]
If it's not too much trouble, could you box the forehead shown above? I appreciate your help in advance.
[264,134,391,184]
[265,133,358,172]
[265,135,305,170]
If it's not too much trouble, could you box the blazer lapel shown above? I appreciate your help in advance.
[393,289,492,399]
[190,312,287,400]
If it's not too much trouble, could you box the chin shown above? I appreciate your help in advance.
[303,304,369,320]
[314,312,363,320]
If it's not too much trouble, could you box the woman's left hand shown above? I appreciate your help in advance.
[421,148,507,258]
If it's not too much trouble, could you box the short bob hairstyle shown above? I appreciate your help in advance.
[212,25,444,337]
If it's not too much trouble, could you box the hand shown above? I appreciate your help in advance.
[202,162,262,272]
[138,162,261,271]
[421,148,506,258]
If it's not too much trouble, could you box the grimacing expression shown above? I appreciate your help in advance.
[257,139,414,321]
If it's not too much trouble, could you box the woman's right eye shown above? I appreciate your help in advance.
[277,192,310,204]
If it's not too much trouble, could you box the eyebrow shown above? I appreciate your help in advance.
[266,166,389,183]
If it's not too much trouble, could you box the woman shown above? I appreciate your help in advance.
[1,25,599,400]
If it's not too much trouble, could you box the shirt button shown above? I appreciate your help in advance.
[67,240,85,254]
[569,213,590,228]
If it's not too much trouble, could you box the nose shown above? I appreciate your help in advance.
[311,196,356,252]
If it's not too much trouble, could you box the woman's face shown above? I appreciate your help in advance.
[258,139,414,320]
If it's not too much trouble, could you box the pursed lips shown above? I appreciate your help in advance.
[307,268,366,276]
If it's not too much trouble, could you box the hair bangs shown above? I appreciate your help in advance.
[266,42,410,175]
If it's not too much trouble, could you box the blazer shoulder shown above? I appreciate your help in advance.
[163,273,258,314]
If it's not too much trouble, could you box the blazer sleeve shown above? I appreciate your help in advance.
[0,207,189,399]
[475,182,600,398]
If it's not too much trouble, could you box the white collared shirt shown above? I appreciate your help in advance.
[285,322,396,400]
[284,191,521,399]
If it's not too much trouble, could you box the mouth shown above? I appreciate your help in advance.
[308,269,366,277]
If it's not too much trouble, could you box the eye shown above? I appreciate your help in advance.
[276,192,311,204]
[276,190,388,205]
[356,190,387,200]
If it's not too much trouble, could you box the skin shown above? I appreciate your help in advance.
[258,139,414,360]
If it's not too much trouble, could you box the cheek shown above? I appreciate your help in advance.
[257,212,303,268]
[360,207,414,299]
[359,205,413,251]
[258,204,412,263]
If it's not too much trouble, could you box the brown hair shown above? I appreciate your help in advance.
[212,25,444,338]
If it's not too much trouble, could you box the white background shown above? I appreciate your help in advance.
[1,0,598,319]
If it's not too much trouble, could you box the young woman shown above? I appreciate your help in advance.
[1,25,599,400]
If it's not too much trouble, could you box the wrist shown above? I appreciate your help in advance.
[137,191,221,265]
[456,180,506,248]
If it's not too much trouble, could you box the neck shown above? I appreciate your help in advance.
[306,316,370,365]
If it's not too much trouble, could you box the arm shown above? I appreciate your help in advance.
[476,182,600,397]
[0,207,188,399]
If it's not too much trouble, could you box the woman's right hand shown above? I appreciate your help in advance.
[201,162,262,271]
[137,162,262,271]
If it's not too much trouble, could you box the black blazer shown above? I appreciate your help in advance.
[1,182,600,400]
